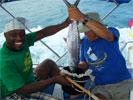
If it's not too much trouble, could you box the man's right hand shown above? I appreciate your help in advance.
[78,61,89,69]
[68,6,86,22]
[55,74,71,86]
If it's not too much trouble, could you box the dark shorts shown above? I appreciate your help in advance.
[4,92,60,100]
[34,72,41,81]
[3,73,60,100]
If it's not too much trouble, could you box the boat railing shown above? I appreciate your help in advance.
[120,41,133,51]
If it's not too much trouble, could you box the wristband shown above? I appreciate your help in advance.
[82,16,90,25]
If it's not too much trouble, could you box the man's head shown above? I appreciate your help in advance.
[78,12,101,41]
[4,17,28,51]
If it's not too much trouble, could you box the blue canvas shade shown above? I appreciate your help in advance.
[0,0,21,3]
[100,0,131,4]
[1,0,131,4]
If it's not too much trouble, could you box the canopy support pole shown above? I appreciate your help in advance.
[101,3,120,21]
[0,4,15,18]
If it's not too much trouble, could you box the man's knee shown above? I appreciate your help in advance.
[95,93,108,100]
[43,59,55,66]
[34,59,55,75]
[91,93,108,100]
[39,59,56,70]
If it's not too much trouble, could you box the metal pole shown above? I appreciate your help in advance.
[0,4,15,18]
[40,40,60,58]
[56,51,67,63]
[120,41,133,51]
[101,4,120,21]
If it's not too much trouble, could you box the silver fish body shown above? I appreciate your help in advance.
[67,21,80,71]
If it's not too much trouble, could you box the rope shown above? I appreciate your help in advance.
[60,72,100,100]
[60,70,99,100]
[83,81,94,100]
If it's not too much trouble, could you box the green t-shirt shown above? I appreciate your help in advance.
[0,32,36,98]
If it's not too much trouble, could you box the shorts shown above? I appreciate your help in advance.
[92,79,133,100]
[3,92,60,100]
[3,73,60,100]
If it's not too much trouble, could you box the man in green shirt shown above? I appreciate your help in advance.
[0,17,71,100]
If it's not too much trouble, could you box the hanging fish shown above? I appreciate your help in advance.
[62,0,80,71]
[66,21,80,71]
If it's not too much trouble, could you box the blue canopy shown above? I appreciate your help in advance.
[0,0,131,4]
[100,0,131,4]
[0,0,21,3]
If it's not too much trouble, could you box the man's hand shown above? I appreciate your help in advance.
[78,61,89,69]
[68,6,86,22]
[63,17,72,27]
[55,74,71,86]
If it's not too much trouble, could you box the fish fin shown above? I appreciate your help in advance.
[63,37,67,43]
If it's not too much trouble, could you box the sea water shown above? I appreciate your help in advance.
[0,0,133,67]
